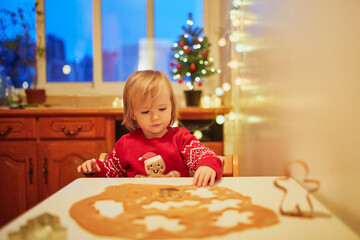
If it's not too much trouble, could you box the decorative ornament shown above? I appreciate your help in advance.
[179,41,185,47]
[178,79,183,84]
[198,82,203,87]
[190,64,196,72]
[185,48,190,54]
[218,37,227,47]
[201,52,207,58]
[176,64,181,70]
[169,61,174,67]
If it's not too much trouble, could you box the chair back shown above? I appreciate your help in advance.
[220,154,240,177]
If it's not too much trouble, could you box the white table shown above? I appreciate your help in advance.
[0,177,358,240]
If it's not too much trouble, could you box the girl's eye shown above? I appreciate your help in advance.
[159,108,166,111]
[141,111,149,114]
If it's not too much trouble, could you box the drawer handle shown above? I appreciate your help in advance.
[0,125,13,136]
[29,157,33,184]
[61,125,83,136]
[43,157,48,184]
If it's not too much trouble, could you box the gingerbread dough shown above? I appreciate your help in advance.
[69,184,278,239]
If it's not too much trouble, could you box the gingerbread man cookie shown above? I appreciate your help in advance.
[274,160,320,217]
[135,152,180,178]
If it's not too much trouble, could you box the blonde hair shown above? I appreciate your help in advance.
[122,70,178,131]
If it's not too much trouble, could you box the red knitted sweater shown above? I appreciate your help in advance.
[90,127,222,180]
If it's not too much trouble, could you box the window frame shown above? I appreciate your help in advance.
[36,0,219,96]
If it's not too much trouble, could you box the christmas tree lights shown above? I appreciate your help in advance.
[169,13,220,90]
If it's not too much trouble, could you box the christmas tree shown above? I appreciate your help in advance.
[169,13,219,90]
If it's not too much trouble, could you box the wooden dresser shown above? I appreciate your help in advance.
[0,107,230,227]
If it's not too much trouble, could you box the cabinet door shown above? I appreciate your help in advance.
[0,142,38,227]
[37,140,107,201]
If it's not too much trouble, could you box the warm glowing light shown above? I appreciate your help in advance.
[186,20,193,25]
[244,19,253,26]
[229,31,243,42]
[222,82,231,91]
[112,97,123,108]
[173,43,178,47]
[218,37,227,47]
[232,0,243,7]
[201,95,211,108]
[216,115,226,125]
[62,65,71,74]
[235,77,242,85]
[193,130,203,140]
[228,112,236,120]
[186,82,194,90]
[235,44,244,52]
[215,87,224,97]
[22,81,29,89]
[230,9,242,21]
[213,96,222,107]
[232,19,241,27]
[227,60,244,69]
[247,115,264,124]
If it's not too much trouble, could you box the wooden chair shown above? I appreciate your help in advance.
[219,154,240,177]
[98,153,240,177]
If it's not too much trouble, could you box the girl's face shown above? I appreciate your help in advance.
[132,84,172,139]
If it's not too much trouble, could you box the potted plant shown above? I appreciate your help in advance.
[0,1,46,105]
[169,13,220,107]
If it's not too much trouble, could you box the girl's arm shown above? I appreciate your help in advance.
[91,148,127,177]
[178,128,223,182]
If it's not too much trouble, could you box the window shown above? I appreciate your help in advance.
[45,0,93,83]
[101,0,146,82]
[101,0,203,82]
[35,0,209,95]
[0,0,36,88]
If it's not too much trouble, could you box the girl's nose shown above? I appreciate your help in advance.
[151,113,160,121]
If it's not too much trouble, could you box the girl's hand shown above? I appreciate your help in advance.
[193,166,216,187]
[77,158,101,174]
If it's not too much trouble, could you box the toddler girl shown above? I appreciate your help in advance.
[77,70,222,186]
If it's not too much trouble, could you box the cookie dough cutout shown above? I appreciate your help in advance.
[69,184,279,239]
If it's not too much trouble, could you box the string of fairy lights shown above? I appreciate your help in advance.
[192,0,253,140]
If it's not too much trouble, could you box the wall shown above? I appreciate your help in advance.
[236,0,360,234]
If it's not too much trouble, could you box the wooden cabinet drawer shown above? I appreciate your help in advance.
[0,118,36,139]
[39,117,106,139]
